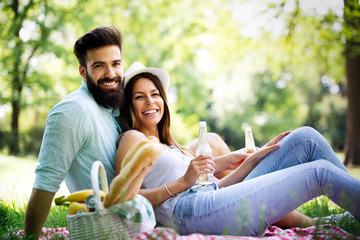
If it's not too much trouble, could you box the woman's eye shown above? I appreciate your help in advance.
[134,96,143,100]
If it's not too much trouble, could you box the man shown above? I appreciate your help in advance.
[24,26,124,238]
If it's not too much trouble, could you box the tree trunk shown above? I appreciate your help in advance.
[7,0,41,155]
[9,0,21,155]
[9,58,22,155]
[10,99,20,155]
[343,0,360,166]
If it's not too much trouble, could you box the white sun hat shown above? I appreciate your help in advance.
[124,62,170,92]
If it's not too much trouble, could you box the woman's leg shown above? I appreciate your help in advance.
[172,160,360,236]
[245,126,348,180]
[272,210,315,228]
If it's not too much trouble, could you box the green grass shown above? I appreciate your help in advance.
[298,197,360,235]
[1,196,359,239]
[0,155,69,203]
[0,197,67,239]
[0,155,70,239]
[1,154,360,238]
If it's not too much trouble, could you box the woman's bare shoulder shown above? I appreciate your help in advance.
[123,130,147,141]
[118,130,147,149]
[115,130,149,173]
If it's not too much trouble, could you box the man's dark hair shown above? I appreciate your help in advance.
[74,26,123,66]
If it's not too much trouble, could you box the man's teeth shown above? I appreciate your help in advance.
[144,110,157,115]
[103,81,115,86]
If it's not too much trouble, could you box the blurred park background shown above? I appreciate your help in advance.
[1,0,360,168]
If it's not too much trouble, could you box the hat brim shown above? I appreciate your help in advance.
[124,67,170,92]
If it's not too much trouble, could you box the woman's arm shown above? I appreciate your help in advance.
[138,177,189,206]
[212,149,248,178]
[217,144,280,188]
[217,130,292,188]
[115,130,147,174]
[187,132,248,178]
[116,131,215,206]
[138,154,215,206]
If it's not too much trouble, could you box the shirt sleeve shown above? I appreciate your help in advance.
[33,101,88,193]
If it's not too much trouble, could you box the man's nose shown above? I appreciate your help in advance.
[104,65,116,78]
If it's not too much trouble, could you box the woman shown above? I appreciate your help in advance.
[116,62,360,236]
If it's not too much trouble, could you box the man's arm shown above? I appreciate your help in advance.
[24,188,55,239]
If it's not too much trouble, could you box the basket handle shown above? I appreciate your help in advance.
[91,161,109,211]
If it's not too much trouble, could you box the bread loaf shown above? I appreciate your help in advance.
[103,140,162,207]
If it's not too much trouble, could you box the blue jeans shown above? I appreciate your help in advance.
[172,127,360,236]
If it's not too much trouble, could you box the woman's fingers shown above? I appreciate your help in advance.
[250,142,280,162]
[265,130,292,146]
[276,130,292,141]
[183,156,215,186]
[192,155,215,173]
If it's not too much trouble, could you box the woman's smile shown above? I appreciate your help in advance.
[143,109,159,115]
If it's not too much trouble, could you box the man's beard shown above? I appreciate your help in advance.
[86,74,124,110]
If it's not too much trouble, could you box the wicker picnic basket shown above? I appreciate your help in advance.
[67,161,151,240]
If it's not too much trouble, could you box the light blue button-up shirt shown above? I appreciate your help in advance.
[34,81,121,193]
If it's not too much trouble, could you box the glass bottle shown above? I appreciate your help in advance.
[196,121,214,185]
[245,126,256,153]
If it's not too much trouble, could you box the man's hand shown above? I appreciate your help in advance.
[24,189,55,239]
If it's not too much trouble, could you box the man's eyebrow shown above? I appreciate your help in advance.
[90,59,122,67]
[90,61,104,67]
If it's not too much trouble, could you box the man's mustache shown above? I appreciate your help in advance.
[97,76,122,86]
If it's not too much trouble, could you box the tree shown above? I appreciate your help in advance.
[343,0,360,166]
[199,1,347,150]
[1,0,46,155]
[259,0,359,165]
[0,0,81,155]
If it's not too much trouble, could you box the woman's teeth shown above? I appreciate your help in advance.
[144,110,157,115]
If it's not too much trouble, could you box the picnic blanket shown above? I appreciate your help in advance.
[14,225,360,239]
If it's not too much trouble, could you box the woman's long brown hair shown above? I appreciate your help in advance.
[121,72,193,157]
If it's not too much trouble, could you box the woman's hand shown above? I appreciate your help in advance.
[263,130,292,148]
[226,148,249,170]
[213,149,249,179]
[217,130,292,188]
[248,130,291,163]
[249,143,280,162]
[181,155,215,187]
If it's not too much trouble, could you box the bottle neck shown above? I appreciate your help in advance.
[198,126,208,144]
[196,123,212,156]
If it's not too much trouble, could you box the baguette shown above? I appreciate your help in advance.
[118,158,156,203]
[120,136,159,170]
[121,142,162,202]
[103,141,162,207]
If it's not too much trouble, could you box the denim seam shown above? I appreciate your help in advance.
[270,139,326,173]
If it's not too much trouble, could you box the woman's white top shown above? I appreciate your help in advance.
[141,145,192,226]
